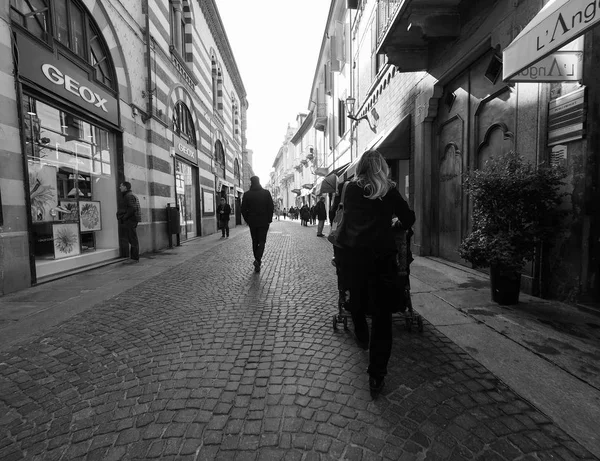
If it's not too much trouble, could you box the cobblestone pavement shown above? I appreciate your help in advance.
[0,221,597,461]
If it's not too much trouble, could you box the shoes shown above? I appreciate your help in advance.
[226,236,229,239]
[316,233,324,237]
[253,260,261,272]
[123,259,139,264]
[369,376,385,393]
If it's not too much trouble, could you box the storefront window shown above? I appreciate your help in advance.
[175,160,196,240]
[23,95,119,277]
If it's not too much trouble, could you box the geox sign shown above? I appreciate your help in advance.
[42,64,109,112]
[16,32,119,125]
[503,0,598,80]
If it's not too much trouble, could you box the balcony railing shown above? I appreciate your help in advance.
[377,0,404,46]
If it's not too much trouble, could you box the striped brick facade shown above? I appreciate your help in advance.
[0,0,248,295]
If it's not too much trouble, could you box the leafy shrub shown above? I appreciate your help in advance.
[458,151,567,272]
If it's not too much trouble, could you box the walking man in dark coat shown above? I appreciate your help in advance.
[216,197,232,238]
[315,195,327,236]
[241,176,274,272]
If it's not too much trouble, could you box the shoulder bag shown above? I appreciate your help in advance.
[327,182,349,247]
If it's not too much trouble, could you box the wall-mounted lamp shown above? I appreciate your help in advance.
[345,96,378,131]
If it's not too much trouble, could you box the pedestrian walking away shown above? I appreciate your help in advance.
[315,195,327,236]
[216,197,231,238]
[116,181,142,263]
[241,176,274,272]
[332,149,415,393]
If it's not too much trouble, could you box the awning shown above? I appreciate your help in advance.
[368,115,411,159]
[316,163,350,195]
[503,0,595,80]
[291,188,302,195]
[311,177,324,195]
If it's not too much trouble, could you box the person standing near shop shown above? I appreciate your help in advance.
[315,196,327,237]
[241,176,274,272]
[116,181,141,263]
[216,197,232,239]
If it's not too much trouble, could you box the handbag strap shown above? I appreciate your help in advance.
[339,181,349,207]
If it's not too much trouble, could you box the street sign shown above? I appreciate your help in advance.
[503,0,599,80]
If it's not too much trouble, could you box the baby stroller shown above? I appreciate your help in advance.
[392,222,423,332]
[331,221,422,332]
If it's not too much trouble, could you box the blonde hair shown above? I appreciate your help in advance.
[353,150,395,199]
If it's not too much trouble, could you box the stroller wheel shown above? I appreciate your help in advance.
[333,315,338,330]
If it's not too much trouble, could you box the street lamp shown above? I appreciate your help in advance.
[345,96,377,130]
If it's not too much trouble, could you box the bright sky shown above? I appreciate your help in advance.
[214,1,332,185]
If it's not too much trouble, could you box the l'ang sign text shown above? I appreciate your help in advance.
[503,0,600,80]
[535,1,598,52]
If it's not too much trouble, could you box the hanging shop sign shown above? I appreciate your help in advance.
[508,51,583,82]
[507,37,584,83]
[16,33,119,125]
[503,0,599,81]
[173,135,198,165]
[547,87,586,146]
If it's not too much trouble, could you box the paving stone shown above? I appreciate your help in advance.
[0,223,596,461]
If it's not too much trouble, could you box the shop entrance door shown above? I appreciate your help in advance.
[175,160,197,240]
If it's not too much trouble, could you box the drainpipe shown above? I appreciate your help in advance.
[144,0,153,121]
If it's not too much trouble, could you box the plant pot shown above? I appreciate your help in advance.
[490,266,521,305]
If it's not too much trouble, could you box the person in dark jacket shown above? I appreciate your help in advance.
[331,149,415,393]
[315,196,327,236]
[216,197,232,238]
[300,204,310,226]
[241,176,274,272]
[116,181,141,263]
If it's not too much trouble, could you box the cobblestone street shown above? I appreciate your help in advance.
[0,221,597,460]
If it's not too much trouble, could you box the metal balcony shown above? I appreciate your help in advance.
[376,0,461,72]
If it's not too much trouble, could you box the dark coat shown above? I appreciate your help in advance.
[117,190,141,228]
[217,203,231,222]
[241,182,274,228]
[331,181,415,253]
[315,200,327,220]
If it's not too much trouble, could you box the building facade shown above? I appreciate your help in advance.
[0,0,248,294]
[296,0,599,304]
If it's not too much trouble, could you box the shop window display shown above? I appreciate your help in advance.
[23,95,118,270]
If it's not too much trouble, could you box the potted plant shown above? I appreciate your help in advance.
[458,151,567,305]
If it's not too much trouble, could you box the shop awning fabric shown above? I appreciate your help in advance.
[503,0,596,80]
[315,163,350,195]
[291,188,302,195]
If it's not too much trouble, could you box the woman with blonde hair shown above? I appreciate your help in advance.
[331,149,415,393]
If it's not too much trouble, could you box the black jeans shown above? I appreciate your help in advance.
[249,225,269,263]
[339,249,395,378]
[220,219,229,237]
[120,223,139,260]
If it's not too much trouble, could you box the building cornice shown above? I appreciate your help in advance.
[198,0,247,100]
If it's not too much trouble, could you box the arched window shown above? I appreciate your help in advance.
[10,0,117,91]
[215,140,226,179]
[211,56,223,115]
[231,96,240,142]
[173,101,196,147]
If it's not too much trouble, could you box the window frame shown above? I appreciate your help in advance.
[173,101,197,148]
[10,0,117,93]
